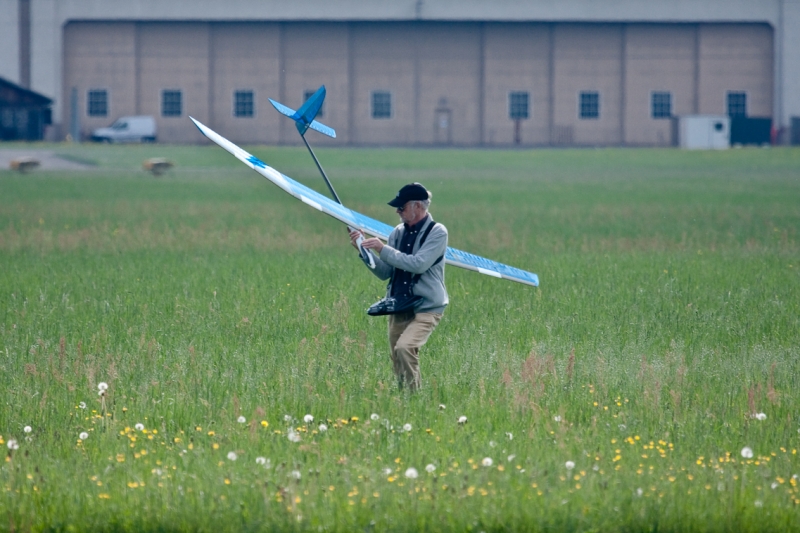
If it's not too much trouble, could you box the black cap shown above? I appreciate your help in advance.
[388,183,429,208]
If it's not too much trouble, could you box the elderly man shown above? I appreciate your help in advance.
[349,183,448,391]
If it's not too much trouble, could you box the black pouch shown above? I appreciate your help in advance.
[367,295,422,316]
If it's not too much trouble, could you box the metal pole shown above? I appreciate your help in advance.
[300,133,342,205]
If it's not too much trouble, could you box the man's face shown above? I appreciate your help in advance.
[396,201,418,224]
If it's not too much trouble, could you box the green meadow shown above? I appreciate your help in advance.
[1,143,799,531]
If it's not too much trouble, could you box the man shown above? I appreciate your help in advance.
[349,183,448,391]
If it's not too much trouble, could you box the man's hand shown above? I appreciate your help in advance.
[349,229,364,250]
[360,237,384,253]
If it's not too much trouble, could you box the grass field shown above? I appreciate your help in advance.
[1,142,799,531]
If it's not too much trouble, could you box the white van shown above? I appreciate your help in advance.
[91,116,157,143]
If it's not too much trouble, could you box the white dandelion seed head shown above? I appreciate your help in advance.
[227,451,238,461]
[403,423,412,432]
[98,390,105,397]
[618,424,627,430]
[23,426,32,434]
[78,402,86,409]
[256,457,267,465]
[593,464,600,471]
[284,414,293,422]
[318,424,328,432]
[565,461,576,470]
[153,468,163,476]
[79,432,89,440]
[507,454,516,462]
[404,467,418,479]
[481,457,493,467]
[383,468,392,476]
[370,413,380,421]
[288,430,301,443]
[754,412,767,421]
[237,416,246,424]
[489,441,497,448]
[303,414,314,424]
[425,464,436,473]
[290,470,301,480]
[438,404,446,410]
[553,415,562,422]
[741,447,754,459]
[7,439,19,450]
[636,488,643,497]
[134,423,144,431]
[754,500,763,508]
[770,482,778,490]
[506,432,513,440]
[458,416,467,424]
[97,382,108,391]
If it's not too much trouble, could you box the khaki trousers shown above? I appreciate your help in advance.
[387,312,442,391]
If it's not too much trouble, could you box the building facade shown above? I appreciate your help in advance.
[0,0,797,146]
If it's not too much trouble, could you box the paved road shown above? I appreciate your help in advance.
[0,149,93,171]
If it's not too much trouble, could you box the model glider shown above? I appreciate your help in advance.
[189,88,539,287]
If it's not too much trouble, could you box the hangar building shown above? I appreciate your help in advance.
[0,0,798,146]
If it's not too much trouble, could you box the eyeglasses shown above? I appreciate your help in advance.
[397,203,408,213]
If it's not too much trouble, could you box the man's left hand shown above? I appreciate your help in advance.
[361,238,384,253]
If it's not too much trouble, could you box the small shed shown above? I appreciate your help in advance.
[0,77,53,141]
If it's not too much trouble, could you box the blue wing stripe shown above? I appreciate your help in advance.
[189,117,538,287]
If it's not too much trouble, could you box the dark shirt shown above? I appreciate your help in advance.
[391,215,429,298]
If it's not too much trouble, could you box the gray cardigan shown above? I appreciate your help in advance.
[366,215,449,315]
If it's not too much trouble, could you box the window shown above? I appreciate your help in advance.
[303,90,323,117]
[579,92,600,119]
[651,92,672,119]
[87,89,108,117]
[162,90,182,117]
[371,91,392,119]
[509,92,530,120]
[234,90,254,118]
[727,92,747,117]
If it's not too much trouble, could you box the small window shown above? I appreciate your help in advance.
[579,92,600,119]
[651,92,672,119]
[87,89,108,117]
[727,92,746,117]
[303,90,323,117]
[234,90,254,118]
[509,92,530,120]
[162,90,182,117]
[371,91,392,119]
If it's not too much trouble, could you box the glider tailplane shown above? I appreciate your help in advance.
[268,85,336,139]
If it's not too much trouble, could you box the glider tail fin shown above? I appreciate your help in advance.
[268,85,336,138]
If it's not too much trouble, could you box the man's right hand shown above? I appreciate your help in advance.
[349,229,364,250]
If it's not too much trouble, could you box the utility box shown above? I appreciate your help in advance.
[678,115,730,150]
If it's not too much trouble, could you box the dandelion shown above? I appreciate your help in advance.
[458,416,467,425]
[227,451,238,461]
[618,424,627,430]
[438,404,446,410]
[288,430,301,443]
[754,500,763,508]
[98,390,105,397]
[290,470,301,480]
[97,382,108,392]
[635,488,643,497]
[771,482,779,490]
[284,415,292,422]
[489,441,497,448]
[7,439,19,450]
[553,415,562,422]
[23,426,32,434]
[593,464,600,472]
[405,467,419,479]
[318,424,328,432]
[481,457,493,467]
[508,454,516,462]
[425,464,436,473]
[237,416,246,424]
[256,457,267,465]
[565,461,575,470]
[506,432,513,440]
[403,423,412,432]
[370,413,380,421]
[303,414,314,424]
[741,447,754,459]
[79,432,89,440]
[79,402,86,409]
[383,468,393,475]
[134,423,144,431]
[754,413,767,421]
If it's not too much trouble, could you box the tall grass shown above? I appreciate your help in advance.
[0,145,799,531]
